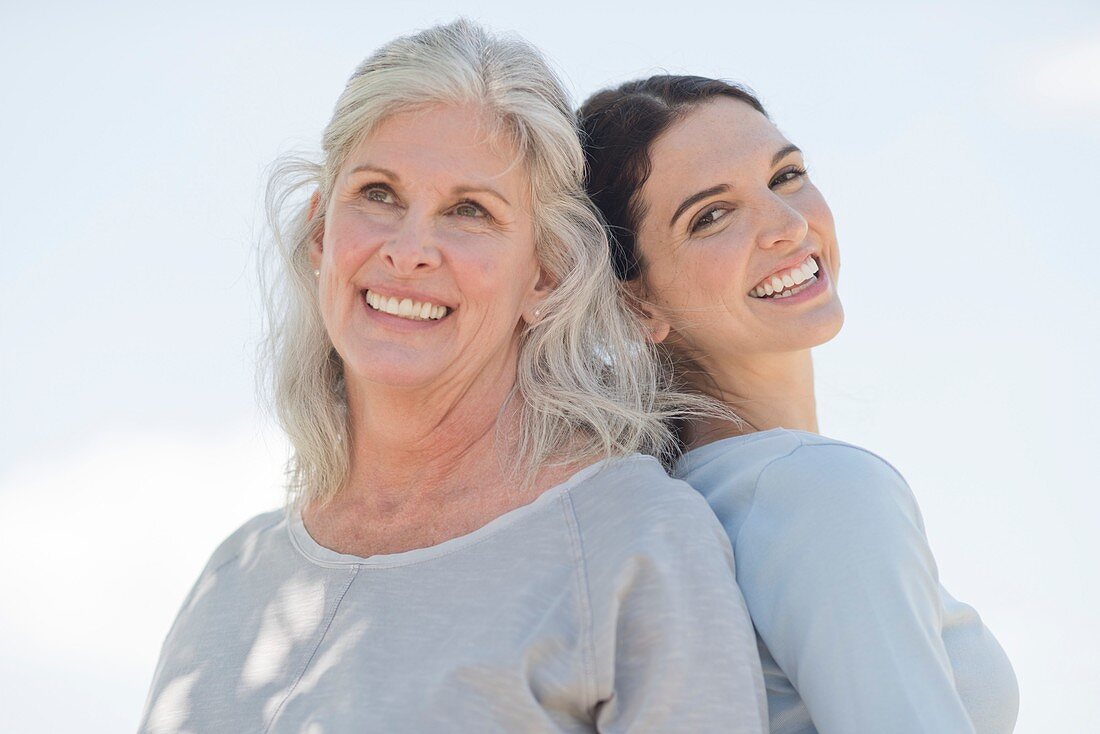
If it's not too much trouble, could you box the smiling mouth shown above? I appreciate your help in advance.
[749,255,820,300]
[364,290,450,321]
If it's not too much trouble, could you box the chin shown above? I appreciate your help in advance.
[812,301,845,345]
[773,300,845,353]
[339,346,445,390]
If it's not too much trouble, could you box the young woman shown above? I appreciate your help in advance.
[579,76,1019,734]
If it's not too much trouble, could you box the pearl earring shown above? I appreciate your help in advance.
[313,269,320,277]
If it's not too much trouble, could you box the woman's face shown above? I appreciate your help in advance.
[634,97,843,367]
[312,103,546,392]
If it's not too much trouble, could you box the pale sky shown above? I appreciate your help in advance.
[1,2,1097,731]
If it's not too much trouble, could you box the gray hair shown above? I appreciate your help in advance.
[261,19,708,509]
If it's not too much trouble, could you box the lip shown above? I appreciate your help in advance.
[751,257,829,305]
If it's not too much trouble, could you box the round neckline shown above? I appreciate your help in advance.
[285,456,625,569]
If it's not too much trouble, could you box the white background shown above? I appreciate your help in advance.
[1,1,1097,731]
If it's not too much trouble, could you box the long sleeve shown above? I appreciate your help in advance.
[573,473,769,734]
[735,443,977,734]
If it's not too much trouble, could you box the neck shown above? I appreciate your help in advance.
[337,356,523,515]
[685,348,819,448]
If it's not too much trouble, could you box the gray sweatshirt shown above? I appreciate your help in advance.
[138,455,769,733]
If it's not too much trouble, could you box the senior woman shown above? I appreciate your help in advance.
[138,24,768,734]
[578,76,1019,734]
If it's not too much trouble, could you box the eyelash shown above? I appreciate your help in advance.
[452,199,489,219]
[359,184,396,204]
[689,166,809,233]
[357,185,490,219]
[771,166,808,187]
[690,206,729,233]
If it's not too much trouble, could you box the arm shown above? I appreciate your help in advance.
[737,443,976,733]
[575,473,768,734]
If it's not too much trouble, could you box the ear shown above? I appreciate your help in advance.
[623,279,671,344]
[307,190,324,270]
[635,302,671,344]
[521,267,556,326]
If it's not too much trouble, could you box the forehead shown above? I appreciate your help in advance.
[345,103,527,191]
[643,98,789,211]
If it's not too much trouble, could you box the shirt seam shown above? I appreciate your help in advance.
[208,512,285,576]
[158,513,285,653]
[796,440,910,485]
[734,434,808,559]
[263,564,361,734]
[560,487,599,716]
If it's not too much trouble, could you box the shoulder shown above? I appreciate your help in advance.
[751,431,919,520]
[676,429,920,536]
[198,507,286,576]
[682,428,908,490]
[567,453,727,548]
[564,454,734,589]
[732,433,933,581]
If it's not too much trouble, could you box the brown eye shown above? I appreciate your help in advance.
[691,205,730,233]
[770,167,807,188]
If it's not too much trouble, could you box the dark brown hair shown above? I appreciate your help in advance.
[578,75,767,281]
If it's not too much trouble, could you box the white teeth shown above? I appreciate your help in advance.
[365,290,449,321]
[751,255,821,298]
[771,277,816,299]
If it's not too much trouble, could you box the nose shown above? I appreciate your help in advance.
[378,212,442,274]
[755,193,809,250]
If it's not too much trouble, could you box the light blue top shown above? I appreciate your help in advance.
[138,455,768,733]
[674,429,1019,734]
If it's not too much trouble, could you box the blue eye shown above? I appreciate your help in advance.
[453,200,488,218]
[360,184,396,204]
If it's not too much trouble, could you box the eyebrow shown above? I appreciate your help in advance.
[772,144,802,166]
[347,165,511,208]
[452,184,512,208]
[669,184,730,228]
[349,164,401,180]
[667,144,805,229]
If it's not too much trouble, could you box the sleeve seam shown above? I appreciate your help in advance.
[797,440,911,486]
[208,512,285,576]
[734,434,807,558]
[737,440,917,559]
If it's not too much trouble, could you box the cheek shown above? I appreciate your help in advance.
[448,234,539,311]
[801,188,839,268]
[326,215,388,272]
[653,234,752,314]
